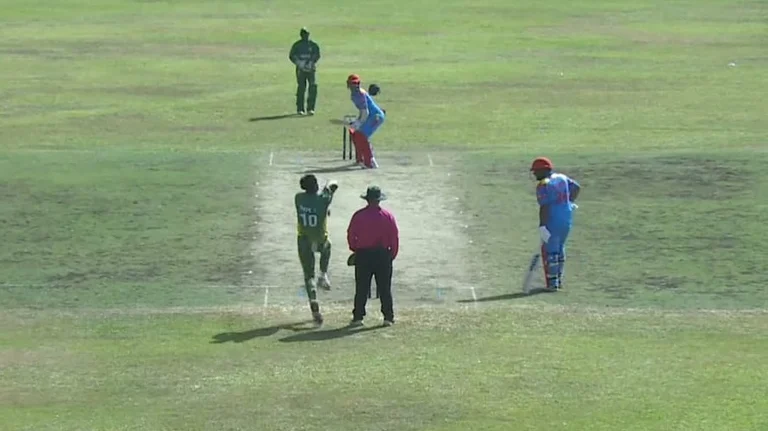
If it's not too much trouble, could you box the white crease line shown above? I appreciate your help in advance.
[269,152,274,166]
[427,154,434,167]
[263,286,269,308]
[470,286,477,302]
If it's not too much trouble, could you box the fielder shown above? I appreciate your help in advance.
[530,157,581,291]
[288,27,321,115]
[346,74,386,169]
[295,174,338,325]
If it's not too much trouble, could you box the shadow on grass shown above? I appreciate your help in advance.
[278,324,384,343]
[298,164,362,174]
[456,288,554,303]
[210,320,315,344]
[249,113,303,122]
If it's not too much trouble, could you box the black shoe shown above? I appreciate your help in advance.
[312,311,324,326]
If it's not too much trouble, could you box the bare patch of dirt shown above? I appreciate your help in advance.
[242,151,473,312]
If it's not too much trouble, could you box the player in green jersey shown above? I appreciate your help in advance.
[295,174,338,325]
[288,27,321,115]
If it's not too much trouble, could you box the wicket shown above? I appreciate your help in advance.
[342,115,356,161]
[342,126,354,160]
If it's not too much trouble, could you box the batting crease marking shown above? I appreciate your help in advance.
[269,151,274,166]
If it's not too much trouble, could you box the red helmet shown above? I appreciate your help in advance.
[347,74,361,85]
[530,157,553,171]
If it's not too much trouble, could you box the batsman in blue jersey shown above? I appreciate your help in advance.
[347,73,386,169]
[531,157,581,291]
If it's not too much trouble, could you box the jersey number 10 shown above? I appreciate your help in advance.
[300,213,318,227]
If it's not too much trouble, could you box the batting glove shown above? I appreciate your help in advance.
[539,226,551,244]
[327,180,338,192]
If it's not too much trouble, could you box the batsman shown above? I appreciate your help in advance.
[295,174,338,325]
[531,157,581,291]
[288,27,321,115]
[347,74,386,169]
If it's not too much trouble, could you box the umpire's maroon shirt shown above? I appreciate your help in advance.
[347,203,399,259]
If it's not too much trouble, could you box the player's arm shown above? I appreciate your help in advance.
[294,194,305,235]
[288,42,300,65]
[536,183,553,226]
[356,106,369,124]
[312,42,320,63]
[321,180,338,204]
[347,213,359,251]
[388,213,399,260]
[539,205,549,226]
[351,94,369,126]
[568,178,581,202]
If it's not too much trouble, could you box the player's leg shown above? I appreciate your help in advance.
[556,227,571,287]
[543,235,565,291]
[539,243,552,290]
[372,249,395,325]
[350,130,366,165]
[295,69,307,114]
[352,250,375,325]
[306,71,318,114]
[358,122,381,168]
[297,236,322,324]
[317,237,332,290]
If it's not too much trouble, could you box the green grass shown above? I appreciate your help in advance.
[2,0,768,429]
[3,308,768,431]
[455,149,768,309]
[0,151,261,308]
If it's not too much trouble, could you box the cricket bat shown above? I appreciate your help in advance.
[522,252,540,294]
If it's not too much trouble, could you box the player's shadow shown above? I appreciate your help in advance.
[210,320,315,344]
[298,164,361,174]
[249,113,304,122]
[456,288,553,303]
[278,324,383,343]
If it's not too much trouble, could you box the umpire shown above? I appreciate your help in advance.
[288,27,321,115]
[346,186,400,327]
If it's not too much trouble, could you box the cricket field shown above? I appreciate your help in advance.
[1,0,767,430]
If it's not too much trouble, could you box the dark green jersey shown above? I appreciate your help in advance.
[289,39,321,68]
[295,188,334,241]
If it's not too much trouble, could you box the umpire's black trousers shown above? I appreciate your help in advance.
[353,247,394,322]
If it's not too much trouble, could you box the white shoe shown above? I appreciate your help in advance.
[318,273,331,291]
[349,319,364,327]
[308,110,315,115]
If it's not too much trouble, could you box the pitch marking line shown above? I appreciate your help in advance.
[427,154,434,167]
[269,151,274,166]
